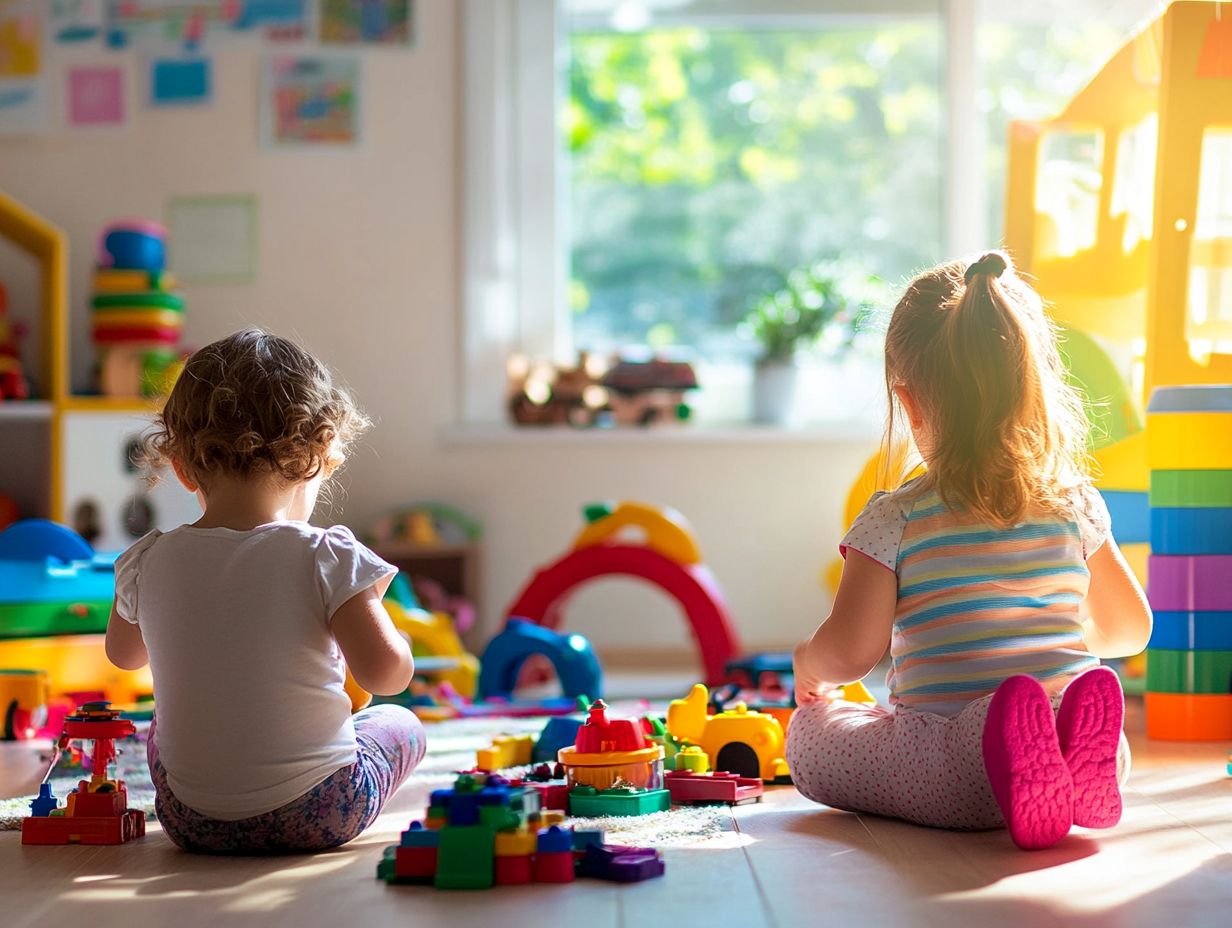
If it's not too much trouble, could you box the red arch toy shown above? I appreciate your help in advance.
[505,543,741,687]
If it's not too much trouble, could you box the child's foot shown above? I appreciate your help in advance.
[1056,667,1124,829]
[983,675,1074,850]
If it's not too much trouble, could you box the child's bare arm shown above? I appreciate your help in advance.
[105,605,149,670]
[1081,538,1152,658]
[793,550,897,701]
[332,586,414,695]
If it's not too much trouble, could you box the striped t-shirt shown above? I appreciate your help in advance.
[840,478,1109,716]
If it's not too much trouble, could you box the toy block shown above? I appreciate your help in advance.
[571,828,605,851]
[1151,470,1232,509]
[576,844,666,883]
[1149,611,1232,650]
[494,829,537,858]
[1148,556,1232,611]
[674,746,710,773]
[435,826,495,890]
[479,804,519,830]
[568,786,672,818]
[1146,649,1232,694]
[400,821,440,848]
[538,809,568,827]
[532,851,576,884]
[535,716,584,764]
[665,769,764,805]
[394,846,438,883]
[377,846,397,882]
[477,734,535,771]
[28,784,57,817]
[424,815,447,830]
[537,824,574,854]
[1145,692,1232,740]
[495,854,533,885]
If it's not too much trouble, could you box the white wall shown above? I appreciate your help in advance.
[0,4,880,669]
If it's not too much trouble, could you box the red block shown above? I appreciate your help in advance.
[22,810,144,845]
[495,854,533,885]
[531,850,575,883]
[394,846,438,881]
[665,769,764,805]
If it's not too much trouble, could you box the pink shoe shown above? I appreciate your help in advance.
[983,675,1074,850]
[1056,667,1124,829]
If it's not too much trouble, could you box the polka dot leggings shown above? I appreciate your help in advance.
[785,687,1131,831]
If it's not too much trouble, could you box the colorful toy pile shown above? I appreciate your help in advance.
[92,219,185,398]
[557,699,671,816]
[1144,386,1232,741]
[21,701,147,845]
[375,771,665,889]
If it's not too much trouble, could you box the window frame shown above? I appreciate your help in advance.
[459,0,981,426]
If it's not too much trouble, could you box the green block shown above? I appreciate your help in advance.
[478,804,517,830]
[1150,470,1232,508]
[377,846,397,882]
[0,601,112,639]
[435,826,494,890]
[567,786,672,818]
[1146,648,1232,694]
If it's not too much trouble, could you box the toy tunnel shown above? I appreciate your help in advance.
[477,618,604,702]
[505,544,741,687]
[714,742,760,780]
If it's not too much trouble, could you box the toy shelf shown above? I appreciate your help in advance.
[0,400,52,421]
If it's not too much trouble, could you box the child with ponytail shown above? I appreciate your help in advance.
[788,252,1152,850]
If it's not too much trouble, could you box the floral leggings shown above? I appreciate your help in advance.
[148,704,426,854]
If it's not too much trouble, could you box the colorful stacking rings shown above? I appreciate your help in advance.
[1145,385,1232,741]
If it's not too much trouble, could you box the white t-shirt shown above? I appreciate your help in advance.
[114,522,396,821]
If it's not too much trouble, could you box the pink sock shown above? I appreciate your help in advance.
[1056,667,1124,829]
[982,675,1073,850]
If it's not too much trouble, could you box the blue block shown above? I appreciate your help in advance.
[1151,507,1232,555]
[445,794,480,826]
[1149,611,1232,650]
[477,785,512,806]
[534,716,584,764]
[1101,490,1150,545]
[537,825,573,853]
[400,821,440,848]
[572,828,605,851]
[29,784,57,817]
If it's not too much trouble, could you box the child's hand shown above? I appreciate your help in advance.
[793,642,833,705]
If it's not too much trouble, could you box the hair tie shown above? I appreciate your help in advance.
[963,252,1008,284]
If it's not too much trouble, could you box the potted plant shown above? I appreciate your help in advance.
[740,260,877,427]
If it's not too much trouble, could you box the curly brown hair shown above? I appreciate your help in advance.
[142,329,371,488]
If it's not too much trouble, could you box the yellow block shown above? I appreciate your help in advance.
[494,830,537,857]
[93,269,177,293]
[477,734,535,771]
[1147,412,1232,470]
[572,501,702,565]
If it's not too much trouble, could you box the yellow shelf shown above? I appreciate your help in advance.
[58,396,163,414]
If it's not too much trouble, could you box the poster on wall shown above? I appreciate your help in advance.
[319,0,412,46]
[105,0,309,49]
[0,1,40,77]
[0,77,45,133]
[167,195,258,283]
[149,56,212,106]
[49,0,104,44]
[260,55,360,147]
[65,64,127,128]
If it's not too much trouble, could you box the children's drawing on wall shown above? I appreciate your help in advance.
[320,0,413,46]
[149,56,212,106]
[66,65,127,128]
[49,0,104,44]
[0,77,44,133]
[261,55,361,146]
[0,0,40,77]
[105,0,308,49]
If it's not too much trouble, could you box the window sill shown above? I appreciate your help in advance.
[439,421,881,447]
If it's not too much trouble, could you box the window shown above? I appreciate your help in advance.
[461,0,1165,428]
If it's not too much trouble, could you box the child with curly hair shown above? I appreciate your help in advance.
[105,329,423,854]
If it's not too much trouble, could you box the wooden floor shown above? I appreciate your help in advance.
[1,691,1229,928]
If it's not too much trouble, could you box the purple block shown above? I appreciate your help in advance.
[1148,555,1232,611]
[577,844,666,883]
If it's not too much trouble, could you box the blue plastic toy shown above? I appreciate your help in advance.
[0,520,95,564]
[534,715,586,764]
[477,618,603,702]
